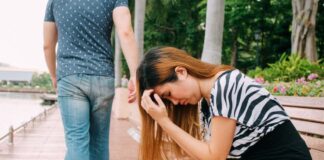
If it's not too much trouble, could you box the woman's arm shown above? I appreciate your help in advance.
[141,90,236,160]
[159,116,236,160]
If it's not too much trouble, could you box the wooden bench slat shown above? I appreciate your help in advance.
[291,119,324,136]
[285,107,324,123]
[275,96,324,109]
[301,135,324,152]
[310,149,324,160]
[275,96,324,159]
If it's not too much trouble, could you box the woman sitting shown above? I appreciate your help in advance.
[136,46,311,160]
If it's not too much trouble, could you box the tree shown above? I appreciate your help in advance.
[291,0,319,62]
[230,28,238,66]
[141,0,322,71]
[221,0,293,70]
[144,0,204,58]
[201,0,225,65]
[134,0,147,60]
[317,0,324,59]
[31,73,53,90]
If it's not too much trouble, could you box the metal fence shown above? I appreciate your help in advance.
[0,104,57,144]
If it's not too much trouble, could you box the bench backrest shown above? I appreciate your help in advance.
[276,96,324,160]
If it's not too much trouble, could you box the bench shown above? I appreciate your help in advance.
[116,92,324,159]
[276,96,324,160]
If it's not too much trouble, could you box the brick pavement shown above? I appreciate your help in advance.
[0,107,139,160]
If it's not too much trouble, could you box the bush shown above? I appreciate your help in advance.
[247,54,324,82]
[31,73,53,91]
[265,80,324,97]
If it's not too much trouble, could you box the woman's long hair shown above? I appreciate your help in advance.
[136,47,234,160]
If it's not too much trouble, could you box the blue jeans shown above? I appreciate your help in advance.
[57,74,115,160]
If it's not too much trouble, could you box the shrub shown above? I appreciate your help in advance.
[265,80,324,97]
[247,54,323,82]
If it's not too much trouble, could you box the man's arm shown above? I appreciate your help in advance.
[113,7,139,102]
[43,22,58,89]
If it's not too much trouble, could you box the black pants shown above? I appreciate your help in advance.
[239,120,312,160]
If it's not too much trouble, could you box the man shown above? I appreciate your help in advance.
[43,0,138,159]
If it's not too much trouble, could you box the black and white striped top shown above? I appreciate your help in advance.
[200,69,289,158]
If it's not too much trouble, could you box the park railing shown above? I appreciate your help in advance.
[0,104,57,144]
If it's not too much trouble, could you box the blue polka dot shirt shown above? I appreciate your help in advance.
[44,0,128,80]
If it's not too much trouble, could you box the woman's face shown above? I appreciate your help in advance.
[153,67,202,106]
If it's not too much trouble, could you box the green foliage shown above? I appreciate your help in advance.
[248,54,324,82]
[222,0,292,69]
[0,73,54,92]
[121,53,130,78]
[31,73,53,90]
[317,0,324,59]
[123,0,323,75]
[265,80,324,97]
[144,0,204,58]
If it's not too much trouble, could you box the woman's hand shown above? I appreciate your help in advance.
[141,89,169,123]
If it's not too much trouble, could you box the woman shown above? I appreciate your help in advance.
[137,47,311,160]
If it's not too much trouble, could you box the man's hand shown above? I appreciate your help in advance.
[128,76,136,103]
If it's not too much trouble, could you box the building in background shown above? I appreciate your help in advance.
[0,66,34,85]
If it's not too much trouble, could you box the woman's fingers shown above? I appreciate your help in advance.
[142,89,154,98]
[141,91,168,122]
[141,90,168,119]
[141,90,161,113]
[141,93,153,112]
[154,94,165,107]
[141,99,148,111]
[146,95,158,108]
[141,89,154,108]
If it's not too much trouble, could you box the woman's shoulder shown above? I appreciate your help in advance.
[217,69,242,78]
[214,69,242,85]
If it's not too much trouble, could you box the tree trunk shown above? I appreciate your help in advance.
[291,0,318,62]
[230,29,238,67]
[114,33,122,87]
[134,0,146,60]
[201,0,224,65]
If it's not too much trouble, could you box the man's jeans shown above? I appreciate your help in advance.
[57,74,115,160]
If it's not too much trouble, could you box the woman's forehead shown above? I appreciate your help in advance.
[154,84,169,95]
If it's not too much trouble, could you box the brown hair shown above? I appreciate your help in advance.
[136,47,234,160]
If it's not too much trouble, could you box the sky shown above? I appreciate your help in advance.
[0,0,48,72]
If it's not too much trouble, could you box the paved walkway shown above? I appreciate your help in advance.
[0,107,139,160]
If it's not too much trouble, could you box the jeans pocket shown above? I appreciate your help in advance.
[99,76,115,97]
[57,75,82,98]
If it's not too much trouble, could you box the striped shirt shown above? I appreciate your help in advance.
[200,69,289,158]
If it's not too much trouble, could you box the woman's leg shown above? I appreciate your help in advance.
[240,120,311,160]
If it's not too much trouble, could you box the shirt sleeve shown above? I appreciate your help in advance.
[210,71,237,118]
[210,70,287,128]
[210,70,261,126]
[114,0,129,9]
[44,0,55,22]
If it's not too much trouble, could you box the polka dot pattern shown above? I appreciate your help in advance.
[44,0,128,80]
